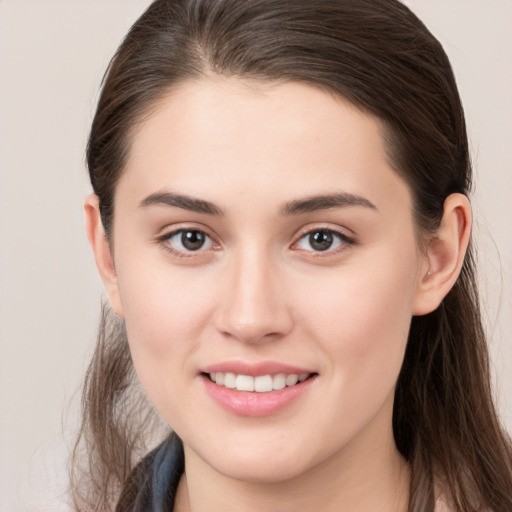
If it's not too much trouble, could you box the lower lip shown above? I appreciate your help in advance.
[202,375,316,417]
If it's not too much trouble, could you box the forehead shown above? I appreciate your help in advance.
[119,77,412,213]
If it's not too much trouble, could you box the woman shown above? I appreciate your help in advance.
[71,0,512,510]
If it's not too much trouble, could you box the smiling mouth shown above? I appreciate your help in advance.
[205,372,316,393]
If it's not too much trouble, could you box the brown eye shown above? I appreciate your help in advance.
[308,231,334,251]
[181,230,206,251]
[163,229,215,254]
[294,228,354,254]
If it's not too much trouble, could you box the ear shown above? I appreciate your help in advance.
[413,193,472,316]
[84,194,124,317]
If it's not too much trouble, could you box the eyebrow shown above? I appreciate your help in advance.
[280,192,377,215]
[139,190,376,217]
[139,191,224,215]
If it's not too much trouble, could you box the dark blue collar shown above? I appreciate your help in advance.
[116,434,184,512]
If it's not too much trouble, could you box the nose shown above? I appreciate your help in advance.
[214,247,293,344]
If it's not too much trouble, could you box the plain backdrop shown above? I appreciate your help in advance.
[0,1,511,510]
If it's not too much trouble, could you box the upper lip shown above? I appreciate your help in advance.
[201,360,315,377]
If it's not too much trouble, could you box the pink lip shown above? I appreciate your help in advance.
[201,360,313,377]
[200,361,317,417]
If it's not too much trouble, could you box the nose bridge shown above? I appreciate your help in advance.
[214,242,292,343]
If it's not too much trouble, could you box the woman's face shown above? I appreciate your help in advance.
[107,79,429,482]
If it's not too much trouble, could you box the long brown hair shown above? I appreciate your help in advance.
[72,1,512,510]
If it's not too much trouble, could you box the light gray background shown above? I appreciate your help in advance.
[0,1,511,510]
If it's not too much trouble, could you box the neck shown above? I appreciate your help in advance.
[174,399,410,512]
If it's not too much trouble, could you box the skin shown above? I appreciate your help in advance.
[86,78,471,511]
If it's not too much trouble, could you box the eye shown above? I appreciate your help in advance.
[294,229,353,253]
[162,229,216,254]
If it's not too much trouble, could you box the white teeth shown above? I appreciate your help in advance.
[209,372,311,392]
[285,374,298,386]
[273,373,286,390]
[255,375,273,392]
[236,374,255,392]
[224,372,236,389]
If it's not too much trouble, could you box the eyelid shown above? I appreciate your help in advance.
[154,222,356,258]
[290,225,357,254]
[155,224,221,257]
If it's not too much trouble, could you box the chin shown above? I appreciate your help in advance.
[190,436,320,484]
[215,456,311,484]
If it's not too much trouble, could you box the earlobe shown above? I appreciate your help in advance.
[84,194,124,317]
[412,193,472,316]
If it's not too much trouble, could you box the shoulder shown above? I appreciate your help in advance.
[116,434,184,512]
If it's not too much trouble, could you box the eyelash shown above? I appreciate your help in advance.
[156,226,356,258]
[156,228,219,258]
[293,227,356,255]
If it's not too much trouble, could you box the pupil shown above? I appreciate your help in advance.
[309,231,333,251]
[181,230,205,250]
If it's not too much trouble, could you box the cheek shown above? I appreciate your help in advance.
[116,268,222,425]
[114,253,219,392]
[298,248,419,392]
